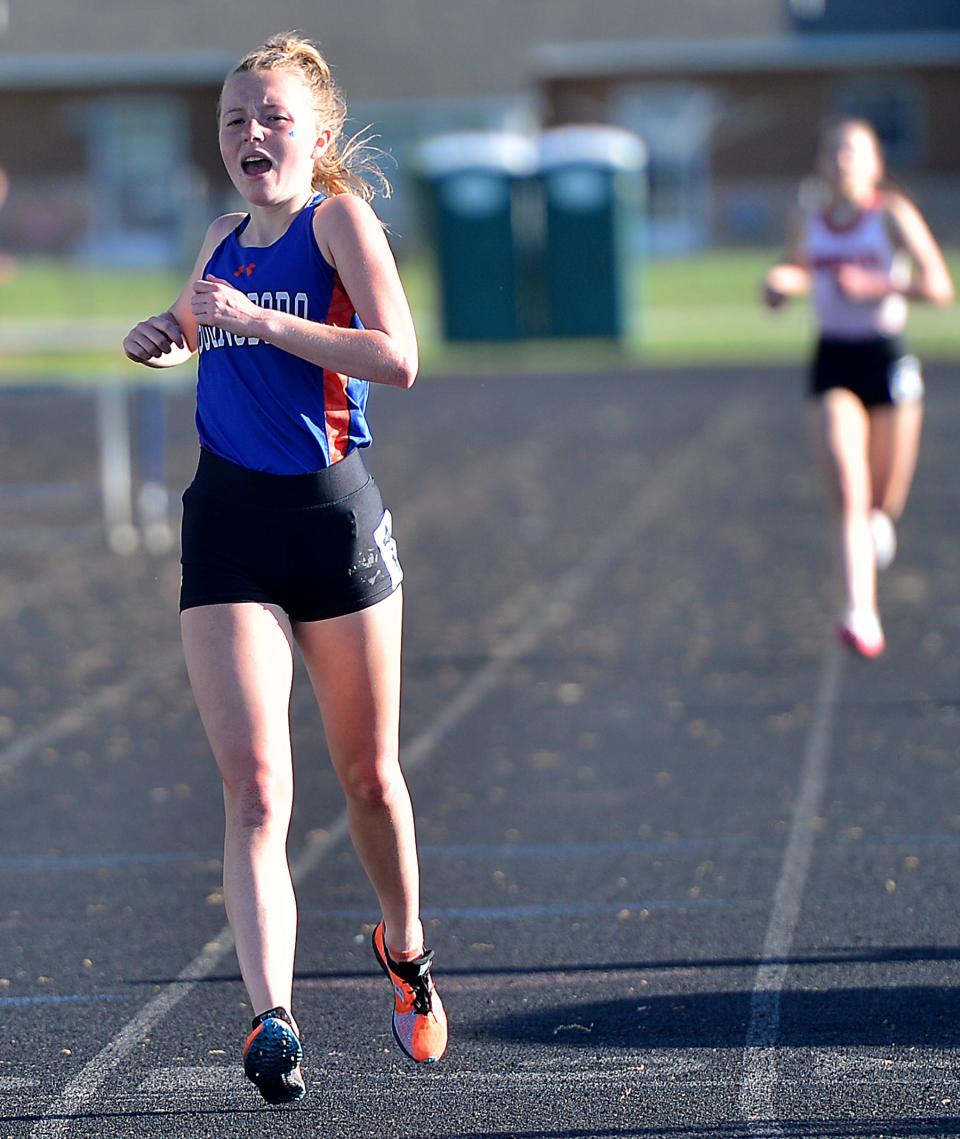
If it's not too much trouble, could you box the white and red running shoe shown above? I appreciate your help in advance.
[836,609,886,659]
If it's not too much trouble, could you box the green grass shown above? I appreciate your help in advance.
[642,246,960,363]
[0,261,185,318]
[1,248,958,384]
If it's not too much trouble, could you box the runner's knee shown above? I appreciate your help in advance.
[338,755,405,809]
[222,764,293,830]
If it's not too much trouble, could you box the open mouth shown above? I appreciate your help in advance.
[241,156,273,176]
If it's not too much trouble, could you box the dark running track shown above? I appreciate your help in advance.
[0,363,958,1139]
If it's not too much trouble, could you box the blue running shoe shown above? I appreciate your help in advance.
[242,1006,305,1104]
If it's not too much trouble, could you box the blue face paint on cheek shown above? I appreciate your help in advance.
[288,130,296,138]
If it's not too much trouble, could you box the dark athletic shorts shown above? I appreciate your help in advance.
[179,448,403,622]
[809,335,924,409]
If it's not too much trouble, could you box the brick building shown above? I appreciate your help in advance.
[0,0,956,260]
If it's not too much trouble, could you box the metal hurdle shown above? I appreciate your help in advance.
[97,381,173,556]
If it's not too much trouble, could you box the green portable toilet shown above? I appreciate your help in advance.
[416,132,538,342]
[538,126,646,339]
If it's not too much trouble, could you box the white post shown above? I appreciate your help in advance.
[97,382,138,555]
[136,384,172,555]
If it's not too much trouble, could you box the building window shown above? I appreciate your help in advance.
[612,85,715,255]
[81,95,189,266]
[827,76,924,167]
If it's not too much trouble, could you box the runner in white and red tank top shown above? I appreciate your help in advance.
[806,193,909,341]
[763,118,954,658]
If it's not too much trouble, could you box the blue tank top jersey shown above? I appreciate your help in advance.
[196,194,372,474]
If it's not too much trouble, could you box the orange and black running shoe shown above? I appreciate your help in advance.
[372,921,448,1063]
[242,1006,305,1104]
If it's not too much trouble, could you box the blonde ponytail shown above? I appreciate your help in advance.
[224,31,391,202]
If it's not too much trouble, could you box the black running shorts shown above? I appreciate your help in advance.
[179,448,403,622]
[809,335,924,409]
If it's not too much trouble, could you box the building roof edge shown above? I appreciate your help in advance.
[529,31,960,79]
[0,52,235,90]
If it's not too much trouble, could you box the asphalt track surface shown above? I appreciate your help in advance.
[0,363,959,1139]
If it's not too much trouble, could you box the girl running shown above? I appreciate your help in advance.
[122,31,446,1104]
[763,117,954,658]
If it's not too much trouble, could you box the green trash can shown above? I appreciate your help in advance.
[538,126,646,339]
[416,132,538,342]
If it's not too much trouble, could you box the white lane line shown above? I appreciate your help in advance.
[0,851,219,871]
[17,1043,952,1104]
[131,1048,956,1099]
[0,1077,40,1091]
[421,837,752,858]
[0,524,102,555]
[0,995,130,1008]
[0,646,184,773]
[132,1065,710,1099]
[0,546,121,620]
[0,482,95,509]
[135,1066,245,1094]
[32,403,752,1137]
[303,898,737,920]
[130,1066,725,1097]
[740,641,844,1133]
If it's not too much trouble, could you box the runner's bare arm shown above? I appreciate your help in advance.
[885,193,955,306]
[762,210,811,308]
[188,195,418,388]
[122,214,245,366]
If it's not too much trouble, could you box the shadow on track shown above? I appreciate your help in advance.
[131,944,960,988]
[13,1119,960,1139]
[478,986,960,1049]
[424,1122,960,1139]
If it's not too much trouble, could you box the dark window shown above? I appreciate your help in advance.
[827,76,924,167]
[788,0,960,33]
